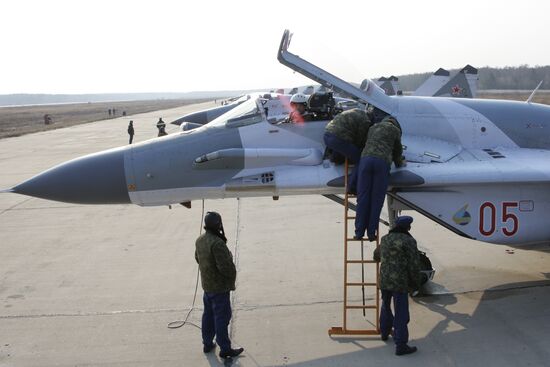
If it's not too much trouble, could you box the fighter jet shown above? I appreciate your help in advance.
[6,29,550,246]
[170,96,245,130]
[413,65,479,98]
[171,93,273,130]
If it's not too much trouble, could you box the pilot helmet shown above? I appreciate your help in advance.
[290,93,308,105]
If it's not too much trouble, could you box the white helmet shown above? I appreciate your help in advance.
[290,93,308,104]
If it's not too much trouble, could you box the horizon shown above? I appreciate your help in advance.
[2,0,550,94]
[3,64,550,97]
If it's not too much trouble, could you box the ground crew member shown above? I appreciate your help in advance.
[286,93,312,123]
[324,108,373,194]
[127,121,134,144]
[355,115,405,241]
[156,118,167,137]
[195,212,244,360]
[373,215,420,356]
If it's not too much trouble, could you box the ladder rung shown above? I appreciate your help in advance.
[346,260,377,264]
[345,216,356,220]
[329,327,379,336]
[346,238,377,242]
[345,305,378,310]
[346,282,377,286]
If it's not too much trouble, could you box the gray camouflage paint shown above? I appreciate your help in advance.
[125,125,244,192]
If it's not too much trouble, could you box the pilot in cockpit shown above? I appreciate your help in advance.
[285,93,312,123]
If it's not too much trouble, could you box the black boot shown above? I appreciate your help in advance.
[219,347,244,359]
[396,345,417,356]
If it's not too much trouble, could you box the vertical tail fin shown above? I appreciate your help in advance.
[375,76,401,96]
[413,68,450,96]
[432,65,478,98]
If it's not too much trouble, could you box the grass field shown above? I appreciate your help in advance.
[0,99,208,139]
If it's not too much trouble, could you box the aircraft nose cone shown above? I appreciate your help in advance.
[13,147,130,204]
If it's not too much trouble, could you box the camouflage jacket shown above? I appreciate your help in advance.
[195,231,236,293]
[373,229,421,293]
[361,116,404,167]
[325,109,372,149]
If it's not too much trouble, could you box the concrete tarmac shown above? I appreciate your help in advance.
[1,102,550,367]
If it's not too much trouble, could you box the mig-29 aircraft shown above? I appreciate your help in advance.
[5,30,550,246]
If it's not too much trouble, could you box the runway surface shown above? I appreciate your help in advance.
[1,102,549,366]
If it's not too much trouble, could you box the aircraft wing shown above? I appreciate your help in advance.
[392,148,550,244]
[325,147,550,244]
[277,30,396,114]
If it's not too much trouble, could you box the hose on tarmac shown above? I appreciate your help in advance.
[167,199,205,330]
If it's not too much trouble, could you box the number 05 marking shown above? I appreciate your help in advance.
[479,201,519,237]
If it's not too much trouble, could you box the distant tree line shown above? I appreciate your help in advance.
[397,65,550,91]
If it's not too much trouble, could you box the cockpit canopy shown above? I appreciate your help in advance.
[208,94,293,128]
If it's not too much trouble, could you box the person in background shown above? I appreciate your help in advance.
[127,120,134,144]
[156,117,167,136]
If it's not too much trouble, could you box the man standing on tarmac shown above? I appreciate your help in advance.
[374,215,421,356]
[156,117,167,136]
[324,108,373,194]
[355,115,405,241]
[195,212,244,360]
[127,120,134,144]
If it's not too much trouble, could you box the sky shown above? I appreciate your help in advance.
[1,0,550,94]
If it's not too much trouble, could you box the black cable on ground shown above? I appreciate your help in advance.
[167,199,205,329]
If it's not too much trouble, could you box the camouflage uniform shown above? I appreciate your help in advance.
[325,109,372,152]
[373,227,421,350]
[195,231,236,293]
[195,230,237,353]
[361,116,404,166]
[324,109,372,192]
[355,116,404,239]
[373,229,421,293]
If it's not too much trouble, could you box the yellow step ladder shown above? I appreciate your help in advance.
[329,159,380,336]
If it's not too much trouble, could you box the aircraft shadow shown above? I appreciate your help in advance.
[281,280,550,367]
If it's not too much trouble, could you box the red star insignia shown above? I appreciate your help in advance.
[451,84,463,96]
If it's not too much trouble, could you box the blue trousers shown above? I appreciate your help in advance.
[355,156,390,238]
[202,292,232,353]
[380,290,409,347]
[323,132,361,192]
